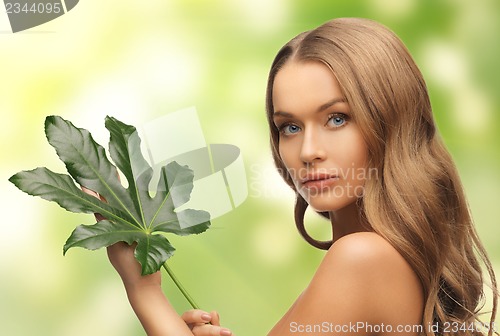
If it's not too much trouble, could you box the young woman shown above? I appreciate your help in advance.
[88,17,498,335]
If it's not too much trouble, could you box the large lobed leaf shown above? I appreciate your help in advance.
[9,116,211,275]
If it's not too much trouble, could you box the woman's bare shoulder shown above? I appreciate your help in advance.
[319,232,424,323]
[327,231,408,266]
[269,232,423,335]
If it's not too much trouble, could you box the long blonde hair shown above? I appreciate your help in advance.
[265,17,497,335]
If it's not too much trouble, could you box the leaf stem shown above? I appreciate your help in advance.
[162,262,199,309]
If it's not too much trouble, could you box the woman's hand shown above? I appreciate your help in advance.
[107,240,161,289]
[81,187,160,288]
[81,186,233,335]
[182,310,233,336]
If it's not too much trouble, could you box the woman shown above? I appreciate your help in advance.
[91,18,498,335]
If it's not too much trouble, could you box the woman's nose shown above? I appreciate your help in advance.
[299,129,326,166]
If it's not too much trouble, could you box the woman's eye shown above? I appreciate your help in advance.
[280,124,301,135]
[327,114,347,128]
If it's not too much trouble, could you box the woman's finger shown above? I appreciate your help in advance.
[81,186,98,198]
[80,186,107,221]
[181,309,213,327]
[209,310,220,326]
[191,324,233,336]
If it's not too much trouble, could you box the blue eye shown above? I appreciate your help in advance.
[281,124,301,135]
[327,114,347,128]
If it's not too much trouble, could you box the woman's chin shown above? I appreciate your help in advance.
[302,193,359,213]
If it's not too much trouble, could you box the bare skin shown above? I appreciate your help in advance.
[107,241,230,336]
[268,232,424,335]
[105,232,423,336]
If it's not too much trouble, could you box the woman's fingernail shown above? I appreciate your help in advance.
[221,328,232,336]
[201,313,212,322]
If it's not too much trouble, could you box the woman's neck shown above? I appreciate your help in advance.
[329,201,370,243]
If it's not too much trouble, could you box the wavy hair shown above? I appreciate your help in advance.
[265,17,497,335]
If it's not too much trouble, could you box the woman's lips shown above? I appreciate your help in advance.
[300,174,339,190]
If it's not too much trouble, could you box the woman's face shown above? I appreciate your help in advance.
[272,60,368,212]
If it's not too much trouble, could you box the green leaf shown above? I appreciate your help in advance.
[44,116,142,226]
[134,234,176,275]
[105,116,153,226]
[10,115,211,275]
[63,220,143,253]
[8,167,135,225]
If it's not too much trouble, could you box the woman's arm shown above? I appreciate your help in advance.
[107,242,194,335]
[108,242,232,336]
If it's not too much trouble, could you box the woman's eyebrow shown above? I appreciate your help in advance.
[273,97,347,118]
[317,97,347,112]
[273,111,293,118]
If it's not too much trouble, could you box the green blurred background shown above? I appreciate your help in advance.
[1,0,499,335]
